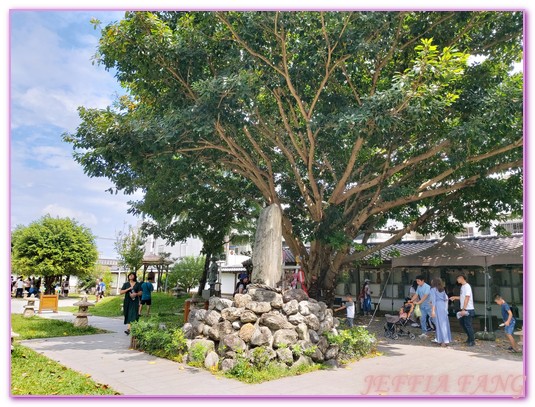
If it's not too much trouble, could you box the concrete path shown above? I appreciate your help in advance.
[11,298,525,397]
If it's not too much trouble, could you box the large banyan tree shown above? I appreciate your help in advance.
[66,11,523,301]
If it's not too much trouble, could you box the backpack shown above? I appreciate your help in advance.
[358,286,366,300]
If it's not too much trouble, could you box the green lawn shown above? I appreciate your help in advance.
[11,344,119,396]
[11,314,118,395]
[11,314,106,339]
[59,292,189,327]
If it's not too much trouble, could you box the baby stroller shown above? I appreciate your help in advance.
[383,299,417,340]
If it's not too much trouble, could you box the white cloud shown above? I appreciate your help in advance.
[41,203,98,226]
[10,12,122,131]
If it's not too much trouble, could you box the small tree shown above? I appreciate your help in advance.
[11,215,98,294]
[115,226,145,274]
[168,256,205,294]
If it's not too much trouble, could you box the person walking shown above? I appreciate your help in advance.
[411,275,432,338]
[450,274,476,346]
[95,279,106,303]
[430,278,452,347]
[120,272,141,335]
[139,273,155,317]
[494,294,520,353]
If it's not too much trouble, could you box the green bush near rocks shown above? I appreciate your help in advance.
[325,326,377,361]
[130,320,187,361]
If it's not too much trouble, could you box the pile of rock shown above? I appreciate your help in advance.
[182,287,341,371]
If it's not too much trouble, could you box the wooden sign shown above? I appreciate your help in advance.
[38,294,59,313]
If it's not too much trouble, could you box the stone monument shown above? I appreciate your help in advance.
[72,296,95,327]
[251,204,283,288]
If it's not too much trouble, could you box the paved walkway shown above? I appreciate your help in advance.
[11,298,525,397]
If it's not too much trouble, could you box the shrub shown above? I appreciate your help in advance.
[325,326,376,361]
[188,343,208,368]
[251,346,271,369]
[130,320,187,361]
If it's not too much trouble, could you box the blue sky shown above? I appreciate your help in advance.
[10,10,140,258]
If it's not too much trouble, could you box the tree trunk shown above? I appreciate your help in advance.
[197,252,212,296]
[297,240,349,306]
[44,276,55,295]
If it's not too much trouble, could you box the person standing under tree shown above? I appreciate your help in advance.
[359,279,372,316]
[120,272,141,335]
[335,293,355,328]
[430,278,452,347]
[139,272,155,317]
[411,275,432,339]
[449,274,476,347]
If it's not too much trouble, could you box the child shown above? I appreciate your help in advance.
[335,294,355,328]
[494,294,520,353]
[399,297,414,320]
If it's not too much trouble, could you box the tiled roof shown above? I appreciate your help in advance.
[283,235,523,264]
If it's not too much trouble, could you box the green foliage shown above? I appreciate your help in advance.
[225,349,320,383]
[84,293,187,327]
[11,215,98,293]
[130,319,187,361]
[251,346,272,369]
[66,11,523,296]
[11,315,105,340]
[11,344,119,395]
[115,226,145,273]
[188,342,208,367]
[168,256,205,293]
[326,326,377,361]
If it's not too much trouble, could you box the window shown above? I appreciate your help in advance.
[499,222,523,235]
[457,227,474,238]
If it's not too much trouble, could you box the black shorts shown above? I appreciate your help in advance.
[140,299,151,305]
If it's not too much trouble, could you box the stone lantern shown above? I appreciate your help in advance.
[72,295,95,327]
[22,294,37,318]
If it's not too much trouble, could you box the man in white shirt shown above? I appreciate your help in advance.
[450,274,475,346]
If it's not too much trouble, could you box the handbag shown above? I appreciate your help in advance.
[414,304,422,317]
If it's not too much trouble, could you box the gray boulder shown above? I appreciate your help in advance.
[325,345,340,360]
[323,359,339,369]
[298,301,311,316]
[221,358,236,372]
[288,313,305,325]
[221,307,244,322]
[204,351,219,369]
[282,299,299,315]
[295,323,310,341]
[272,329,299,348]
[232,321,242,330]
[219,333,247,353]
[309,330,320,343]
[304,314,321,331]
[250,326,273,347]
[182,322,195,339]
[204,310,222,326]
[276,347,294,365]
[238,323,256,343]
[252,289,278,302]
[240,310,258,324]
[259,312,294,331]
[194,309,207,322]
[309,347,325,363]
[233,293,252,308]
[282,288,309,303]
[246,301,272,314]
[317,336,329,354]
[293,355,314,368]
